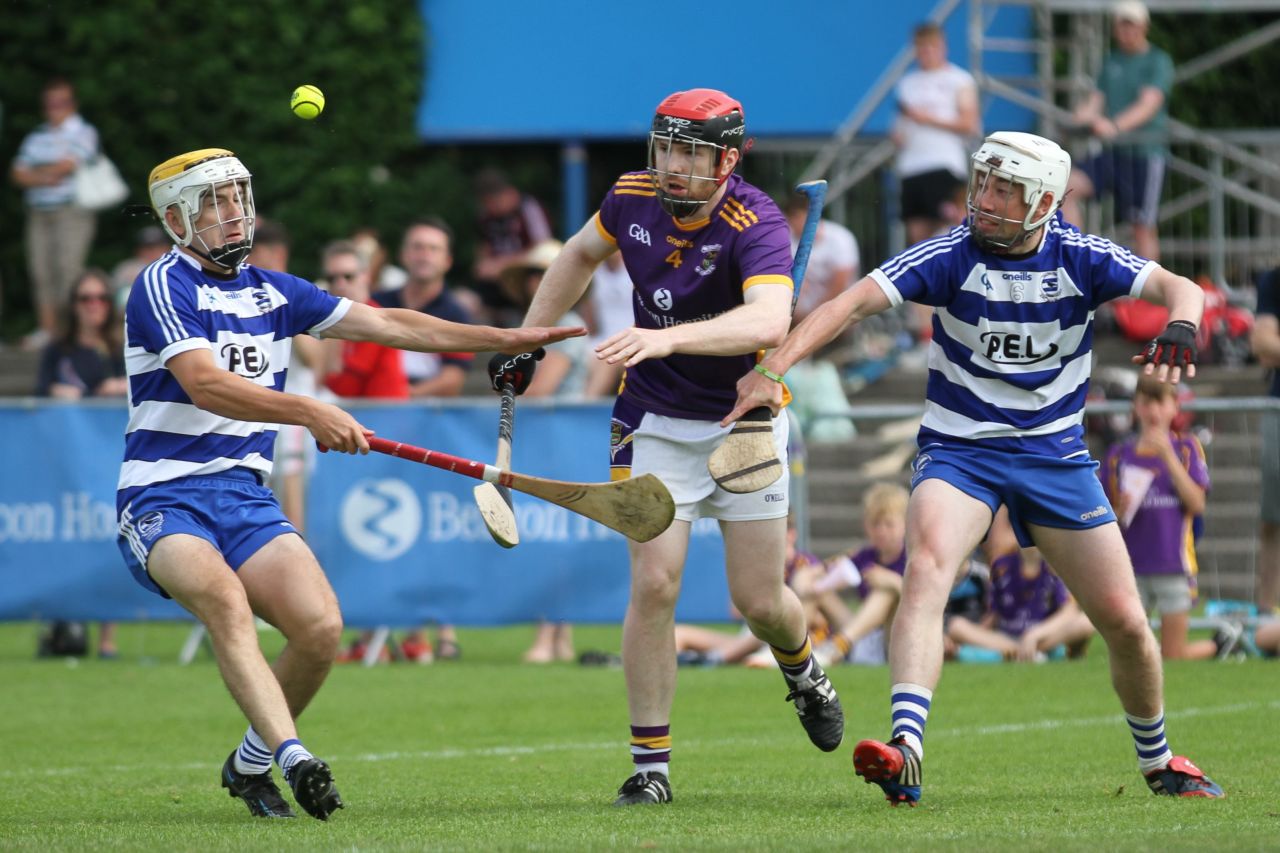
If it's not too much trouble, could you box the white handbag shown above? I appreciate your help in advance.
[73,153,129,211]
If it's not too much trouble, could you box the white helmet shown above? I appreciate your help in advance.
[149,148,256,269]
[966,131,1070,251]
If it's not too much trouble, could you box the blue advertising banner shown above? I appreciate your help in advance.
[0,402,731,626]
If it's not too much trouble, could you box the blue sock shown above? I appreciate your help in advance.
[232,726,273,775]
[274,738,315,778]
[1126,711,1173,774]
[890,682,933,761]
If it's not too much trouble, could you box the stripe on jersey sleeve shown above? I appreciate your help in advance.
[593,212,617,245]
[742,274,793,291]
[144,254,189,345]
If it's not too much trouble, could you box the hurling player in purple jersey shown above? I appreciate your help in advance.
[123,150,581,821]
[488,89,844,806]
[726,131,1222,804]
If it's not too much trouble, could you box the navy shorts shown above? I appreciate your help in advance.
[910,442,1116,547]
[117,468,297,598]
[1077,151,1166,227]
[901,168,964,222]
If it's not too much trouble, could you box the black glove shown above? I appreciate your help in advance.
[1140,320,1198,370]
[487,348,546,394]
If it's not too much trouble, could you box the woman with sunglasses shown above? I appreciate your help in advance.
[34,268,127,400]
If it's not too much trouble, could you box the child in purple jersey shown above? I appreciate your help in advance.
[727,130,1222,804]
[798,483,908,666]
[120,149,582,822]
[488,89,844,807]
[947,507,1094,661]
[1103,374,1219,660]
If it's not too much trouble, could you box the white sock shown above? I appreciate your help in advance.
[1126,711,1173,774]
[890,682,933,761]
[274,738,314,778]
[634,762,669,779]
[232,726,273,775]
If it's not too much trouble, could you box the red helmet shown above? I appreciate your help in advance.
[648,88,746,217]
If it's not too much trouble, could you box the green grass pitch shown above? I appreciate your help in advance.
[0,622,1275,850]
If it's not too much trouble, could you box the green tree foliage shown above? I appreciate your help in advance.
[0,0,427,327]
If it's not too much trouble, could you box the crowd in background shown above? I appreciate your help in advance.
[6,2,1279,664]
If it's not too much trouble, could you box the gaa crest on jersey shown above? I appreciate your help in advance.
[696,244,721,277]
[1041,271,1060,301]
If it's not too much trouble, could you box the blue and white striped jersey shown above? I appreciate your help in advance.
[117,248,350,510]
[870,214,1156,457]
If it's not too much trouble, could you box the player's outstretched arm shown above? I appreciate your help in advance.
[1130,266,1206,384]
[720,276,891,425]
[167,348,372,453]
[329,301,585,355]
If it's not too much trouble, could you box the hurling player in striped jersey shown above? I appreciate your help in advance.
[726,131,1223,805]
[118,149,581,820]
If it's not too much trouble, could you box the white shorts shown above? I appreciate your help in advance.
[1136,574,1193,615]
[626,409,790,523]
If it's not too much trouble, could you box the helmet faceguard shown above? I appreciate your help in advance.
[149,149,256,270]
[647,89,746,218]
[966,132,1070,253]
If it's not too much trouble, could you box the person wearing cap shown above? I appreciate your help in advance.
[1062,0,1173,261]
[728,130,1222,805]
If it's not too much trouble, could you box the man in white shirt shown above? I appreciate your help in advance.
[783,193,860,323]
[893,22,980,248]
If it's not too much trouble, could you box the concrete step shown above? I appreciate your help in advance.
[0,348,40,397]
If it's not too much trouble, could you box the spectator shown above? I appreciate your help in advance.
[784,192,860,324]
[110,225,170,309]
[10,77,102,348]
[471,169,554,325]
[374,217,475,400]
[249,219,324,534]
[351,226,407,292]
[582,252,635,398]
[803,482,907,666]
[945,507,1095,662]
[34,269,126,399]
[498,239,588,663]
[367,217,472,661]
[34,268,125,659]
[318,240,408,400]
[1256,620,1280,657]
[1102,374,1222,659]
[892,22,979,248]
[498,240,588,399]
[1252,268,1280,613]
[1062,0,1173,261]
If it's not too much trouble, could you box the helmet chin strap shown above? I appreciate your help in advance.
[190,233,252,270]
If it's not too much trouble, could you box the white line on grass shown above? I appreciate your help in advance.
[7,700,1277,780]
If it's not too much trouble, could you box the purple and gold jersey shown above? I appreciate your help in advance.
[594,171,793,420]
[1102,432,1209,576]
[988,553,1070,637]
[850,544,907,600]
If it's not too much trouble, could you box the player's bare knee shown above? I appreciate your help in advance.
[734,592,785,629]
[1093,606,1152,650]
[289,608,344,658]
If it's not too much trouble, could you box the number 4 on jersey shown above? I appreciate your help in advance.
[665,249,683,269]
